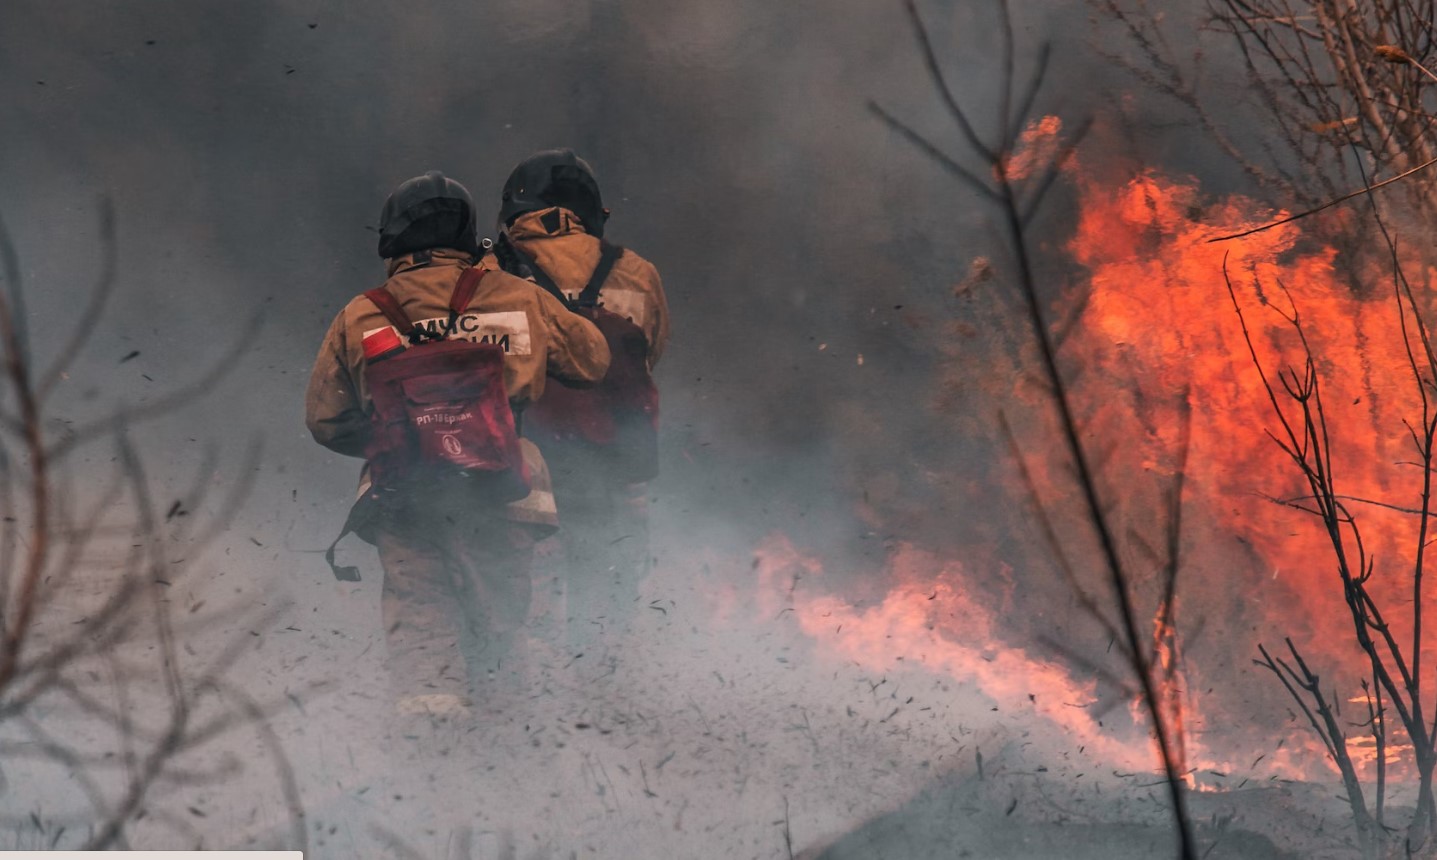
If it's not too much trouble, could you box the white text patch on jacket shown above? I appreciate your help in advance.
[592,288,652,333]
[363,311,533,355]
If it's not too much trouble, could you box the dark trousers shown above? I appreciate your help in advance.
[548,481,650,651]
[374,498,536,701]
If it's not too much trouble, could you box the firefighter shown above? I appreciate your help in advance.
[305,171,610,722]
[488,149,670,656]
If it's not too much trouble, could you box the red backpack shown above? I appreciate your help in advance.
[360,266,530,502]
[518,242,660,484]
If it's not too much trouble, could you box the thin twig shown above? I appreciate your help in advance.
[1207,154,1437,242]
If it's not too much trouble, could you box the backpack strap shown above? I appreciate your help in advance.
[576,241,624,308]
[364,287,415,337]
[365,267,487,346]
[449,266,488,314]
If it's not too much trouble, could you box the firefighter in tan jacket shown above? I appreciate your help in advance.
[488,149,669,655]
[306,171,609,720]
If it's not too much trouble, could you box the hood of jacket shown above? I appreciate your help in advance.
[383,246,476,279]
[502,208,603,294]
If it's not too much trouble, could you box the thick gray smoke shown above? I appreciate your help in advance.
[0,2,1312,858]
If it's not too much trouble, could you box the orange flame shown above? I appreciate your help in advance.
[1017,116,1433,781]
[769,116,1437,785]
[1065,156,1436,671]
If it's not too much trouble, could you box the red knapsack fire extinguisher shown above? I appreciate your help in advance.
[359,265,531,500]
[324,267,532,582]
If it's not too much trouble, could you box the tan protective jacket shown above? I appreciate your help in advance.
[496,207,669,369]
[305,247,611,529]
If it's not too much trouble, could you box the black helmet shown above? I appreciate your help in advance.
[377,170,480,259]
[498,148,608,238]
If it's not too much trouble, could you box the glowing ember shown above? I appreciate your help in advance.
[1002,115,1069,182]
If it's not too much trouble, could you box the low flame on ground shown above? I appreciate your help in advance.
[752,531,1350,784]
[756,533,1254,776]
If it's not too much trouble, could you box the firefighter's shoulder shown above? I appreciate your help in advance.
[477,264,562,307]
[611,246,662,287]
